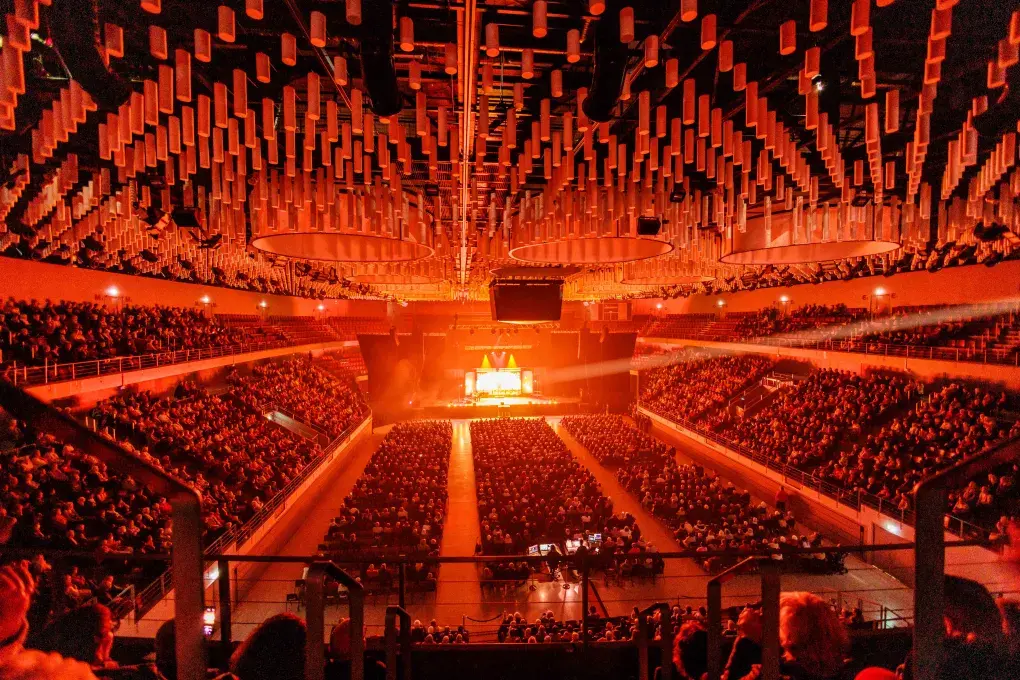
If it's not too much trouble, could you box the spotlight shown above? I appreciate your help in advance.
[813,77,825,92]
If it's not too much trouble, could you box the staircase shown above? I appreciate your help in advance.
[265,410,330,446]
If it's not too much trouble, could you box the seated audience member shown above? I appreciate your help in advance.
[859,576,1017,680]
[229,613,305,680]
[0,561,98,680]
[656,621,709,680]
[36,602,162,678]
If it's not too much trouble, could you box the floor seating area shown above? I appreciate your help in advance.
[470,418,652,581]
[318,420,452,593]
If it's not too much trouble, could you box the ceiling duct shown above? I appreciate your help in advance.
[582,1,627,123]
[359,0,402,117]
[48,0,132,111]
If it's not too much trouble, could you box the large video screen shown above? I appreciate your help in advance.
[475,369,522,395]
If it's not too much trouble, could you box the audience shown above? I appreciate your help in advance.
[640,351,773,423]
[0,299,280,368]
[471,418,643,576]
[229,613,305,680]
[565,415,822,574]
[320,421,451,590]
[227,360,367,439]
[640,302,1020,366]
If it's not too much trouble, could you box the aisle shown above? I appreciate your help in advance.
[552,418,710,615]
[229,426,388,640]
[432,420,484,626]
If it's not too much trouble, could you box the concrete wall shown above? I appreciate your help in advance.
[0,256,388,317]
[632,260,1020,316]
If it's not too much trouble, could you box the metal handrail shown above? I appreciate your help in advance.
[706,557,782,680]
[636,602,672,680]
[0,335,352,387]
[637,404,999,540]
[384,606,413,680]
[306,561,365,680]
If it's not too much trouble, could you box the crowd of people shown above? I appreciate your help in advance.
[1,409,168,623]
[471,418,644,576]
[319,420,451,590]
[90,369,347,540]
[639,351,773,424]
[813,383,1019,524]
[718,370,918,475]
[731,304,862,341]
[564,415,831,574]
[641,358,1020,533]
[227,360,368,440]
[560,414,660,466]
[0,299,282,367]
[3,548,1019,680]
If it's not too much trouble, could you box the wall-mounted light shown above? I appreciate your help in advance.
[716,299,726,307]
[873,287,887,296]
[200,295,211,304]
[259,300,268,308]
[779,295,790,303]
[317,304,325,312]
[105,285,120,298]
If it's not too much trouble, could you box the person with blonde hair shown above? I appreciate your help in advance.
[777,592,848,680]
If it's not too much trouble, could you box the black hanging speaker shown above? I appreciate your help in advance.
[637,217,662,236]
[582,1,627,123]
[360,0,402,116]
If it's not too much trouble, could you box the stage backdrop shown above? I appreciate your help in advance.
[415,326,637,409]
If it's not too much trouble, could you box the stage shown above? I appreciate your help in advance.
[415,394,584,419]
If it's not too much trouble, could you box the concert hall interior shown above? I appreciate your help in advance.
[2,2,1020,680]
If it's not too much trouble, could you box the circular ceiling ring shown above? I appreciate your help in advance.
[719,239,901,265]
[350,274,444,285]
[509,236,673,265]
[250,233,433,263]
[620,275,716,286]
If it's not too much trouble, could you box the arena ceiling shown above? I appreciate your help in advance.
[0,0,1018,301]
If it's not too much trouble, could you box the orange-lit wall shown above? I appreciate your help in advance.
[0,257,389,317]
[632,260,1020,315]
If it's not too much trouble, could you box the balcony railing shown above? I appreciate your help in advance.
[1,340,303,387]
